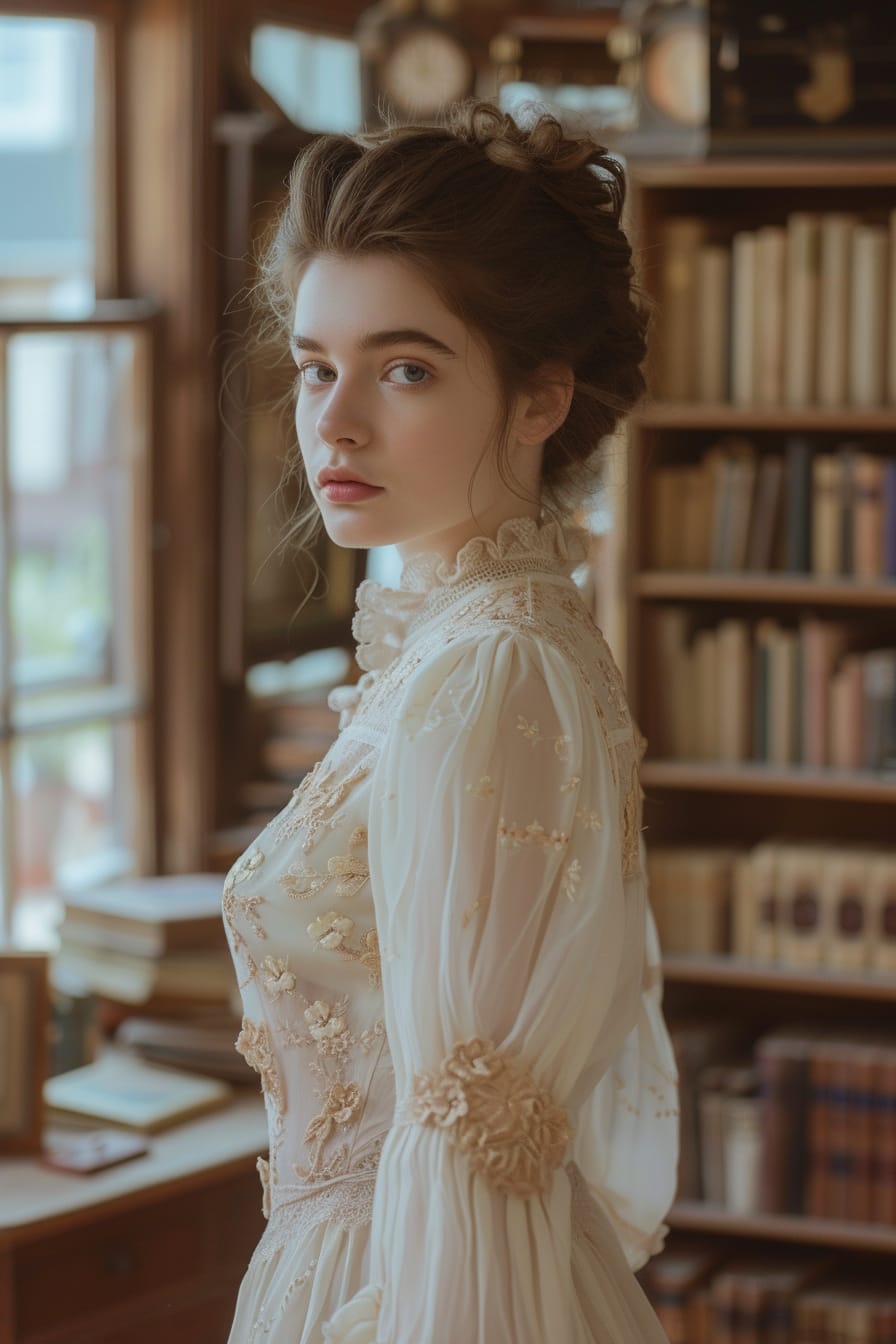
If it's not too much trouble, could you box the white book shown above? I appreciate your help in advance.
[44,1053,233,1132]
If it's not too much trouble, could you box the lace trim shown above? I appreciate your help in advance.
[349,515,589,678]
[395,1037,572,1197]
[247,1168,379,1273]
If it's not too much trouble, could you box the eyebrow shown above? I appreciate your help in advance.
[290,328,458,359]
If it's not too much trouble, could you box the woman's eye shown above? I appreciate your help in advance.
[298,363,335,386]
[386,362,431,386]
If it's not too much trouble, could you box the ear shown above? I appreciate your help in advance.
[514,362,575,446]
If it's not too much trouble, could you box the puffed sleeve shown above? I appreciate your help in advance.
[323,629,676,1343]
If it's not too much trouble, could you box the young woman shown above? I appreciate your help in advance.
[223,99,678,1344]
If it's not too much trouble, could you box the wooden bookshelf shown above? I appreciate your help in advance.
[626,158,896,1265]
[668,1203,896,1256]
[636,571,896,607]
[662,954,896,1003]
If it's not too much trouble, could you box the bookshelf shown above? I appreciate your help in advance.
[625,157,896,1272]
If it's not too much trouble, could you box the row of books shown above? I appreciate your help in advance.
[648,436,896,578]
[652,607,896,769]
[643,1241,896,1344]
[647,841,896,974]
[670,1021,896,1226]
[658,211,896,406]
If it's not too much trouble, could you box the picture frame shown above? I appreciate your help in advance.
[0,953,50,1156]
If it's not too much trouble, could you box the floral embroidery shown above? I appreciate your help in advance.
[304,1081,362,1144]
[349,826,368,849]
[560,859,582,902]
[560,774,581,794]
[273,759,370,852]
[553,735,571,761]
[575,806,603,832]
[221,847,267,954]
[400,1037,572,1197]
[281,852,370,903]
[235,1018,284,1116]
[308,911,356,950]
[498,818,569,852]
[466,775,496,799]
[516,715,541,744]
[261,956,296,999]
[286,991,386,1184]
[256,1155,271,1218]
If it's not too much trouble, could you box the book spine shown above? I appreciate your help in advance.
[811,453,843,577]
[784,212,820,407]
[817,214,854,408]
[731,231,757,405]
[806,1046,831,1218]
[661,217,704,400]
[849,224,888,407]
[697,243,732,402]
[883,459,896,578]
[755,227,786,405]
[785,436,812,572]
[852,453,886,579]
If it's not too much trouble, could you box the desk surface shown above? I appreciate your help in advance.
[0,1092,268,1244]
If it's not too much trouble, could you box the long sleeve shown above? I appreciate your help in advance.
[323,628,674,1343]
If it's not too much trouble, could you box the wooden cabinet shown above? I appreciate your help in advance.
[0,1098,268,1344]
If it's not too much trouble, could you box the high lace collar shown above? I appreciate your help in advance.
[350,514,589,676]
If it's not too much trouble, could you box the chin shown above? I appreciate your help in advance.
[319,510,392,550]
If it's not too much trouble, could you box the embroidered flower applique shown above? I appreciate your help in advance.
[403,1037,572,1197]
[308,911,356,950]
[497,818,570,852]
[235,1017,284,1115]
[261,956,296,999]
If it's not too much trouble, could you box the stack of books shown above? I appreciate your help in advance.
[52,875,244,1076]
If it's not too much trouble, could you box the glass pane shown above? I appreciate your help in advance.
[251,25,361,133]
[0,17,95,316]
[11,718,138,949]
[7,329,148,717]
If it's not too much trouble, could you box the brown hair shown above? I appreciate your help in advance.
[253,99,649,575]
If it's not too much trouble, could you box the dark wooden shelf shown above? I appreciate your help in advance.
[662,955,896,1002]
[635,571,896,606]
[640,760,896,802]
[669,1201,896,1254]
[629,159,896,190]
[632,402,896,431]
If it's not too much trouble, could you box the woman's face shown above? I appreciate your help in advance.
[291,253,547,563]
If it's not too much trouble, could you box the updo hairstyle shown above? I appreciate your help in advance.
[255,99,650,560]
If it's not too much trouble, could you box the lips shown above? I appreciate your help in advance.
[317,468,378,488]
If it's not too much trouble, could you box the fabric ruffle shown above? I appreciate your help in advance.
[351,514,590,677]
[321,1283,383,1343]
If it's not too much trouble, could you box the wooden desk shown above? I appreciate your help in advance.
[0,1095,268,1344]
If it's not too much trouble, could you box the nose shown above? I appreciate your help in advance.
[312,376,372,451]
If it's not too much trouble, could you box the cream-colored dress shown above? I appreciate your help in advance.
[223,515,679,1344]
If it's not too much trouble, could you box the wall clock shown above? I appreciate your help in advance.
[608,0,710,157]
[355,1,477,125]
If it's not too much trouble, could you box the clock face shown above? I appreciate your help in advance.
[643,24,708,127]
[380,28,473,116]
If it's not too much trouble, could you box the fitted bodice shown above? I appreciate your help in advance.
[222,515,655,1267]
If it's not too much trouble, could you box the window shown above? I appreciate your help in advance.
[251,24,361,133]
[0,13,157,948]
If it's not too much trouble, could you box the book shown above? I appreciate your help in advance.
[731,231,757,405]
[784,212,820,407]
[660,216,705,400]
[885,459,896,577]
[784,436,813,572]
[696,243,731,402]
[868,853,896,975]
[746,453,784,572]
[848,224,888,407]
[754,226,786,406]
[53,940,236,1005]
[852,452,886,578]
[816,214,855,408]
[811,453,843,576]
[43,1053,233,1132]
[59,873,228,958]
[775,844,829,969]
